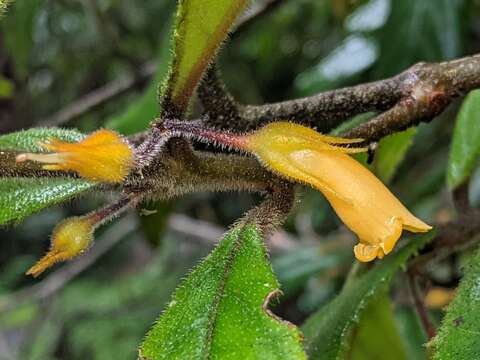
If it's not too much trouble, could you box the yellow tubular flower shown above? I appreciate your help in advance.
[244,122,432,262]
[26,216,94,277]
[16,129,134,183]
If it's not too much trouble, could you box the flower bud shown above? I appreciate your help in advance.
[26,216,94,277]
[244,122,432,262]
[16,129,134,183]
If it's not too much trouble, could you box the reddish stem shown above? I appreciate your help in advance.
[408,272,436,339]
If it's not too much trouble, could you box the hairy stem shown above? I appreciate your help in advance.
[126,140,278,201]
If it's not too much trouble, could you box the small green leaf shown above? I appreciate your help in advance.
[349,291,407,360]
[447,90,480,189]
[372,128,417,184]
[0,127,84,152]
[162,0,250,114]
[0,177,94,225]
[140,225,306,360]
[432,246,480,359]
[302,232,434,359]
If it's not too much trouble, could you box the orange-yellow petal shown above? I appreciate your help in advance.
[16,129,134,183]
[244,122,432,261]
[354,243,381,262]
[26,216,94,277]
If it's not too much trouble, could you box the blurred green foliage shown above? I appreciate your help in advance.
[1,0,480,359]
[302,232,433,359]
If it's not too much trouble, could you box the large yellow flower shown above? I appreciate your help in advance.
[244,122,432,262]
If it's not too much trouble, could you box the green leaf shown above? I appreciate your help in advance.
[105,23,173,135]
[0,127,84,152]
[432,246,480,359]
[395,307,428,360]
[372,128,417,184]
[162,0,250,114]
[349,291,407,360]
[302,232,435,359]
[0,177,94,225]
[140,225,306,360]
[447,90,480,189]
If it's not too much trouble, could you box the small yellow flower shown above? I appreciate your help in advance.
[16,129,134,183]
[244,122,432,262]
[26,216,94,277]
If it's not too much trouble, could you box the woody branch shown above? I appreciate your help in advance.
[199,54,480,141]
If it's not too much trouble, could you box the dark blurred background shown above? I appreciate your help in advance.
[1,0,480,359]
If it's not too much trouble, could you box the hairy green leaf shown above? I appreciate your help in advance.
[140,225,306,360]
[0,127,84,152]
[432,246,480,359]
[447,89,480,189]
[0,177,94,225]
[302,232,434,359]
[162,0,250,114]
[349,291,407,360]
[372,128,417,184]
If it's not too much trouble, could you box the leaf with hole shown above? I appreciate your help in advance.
[140,225,306,360]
